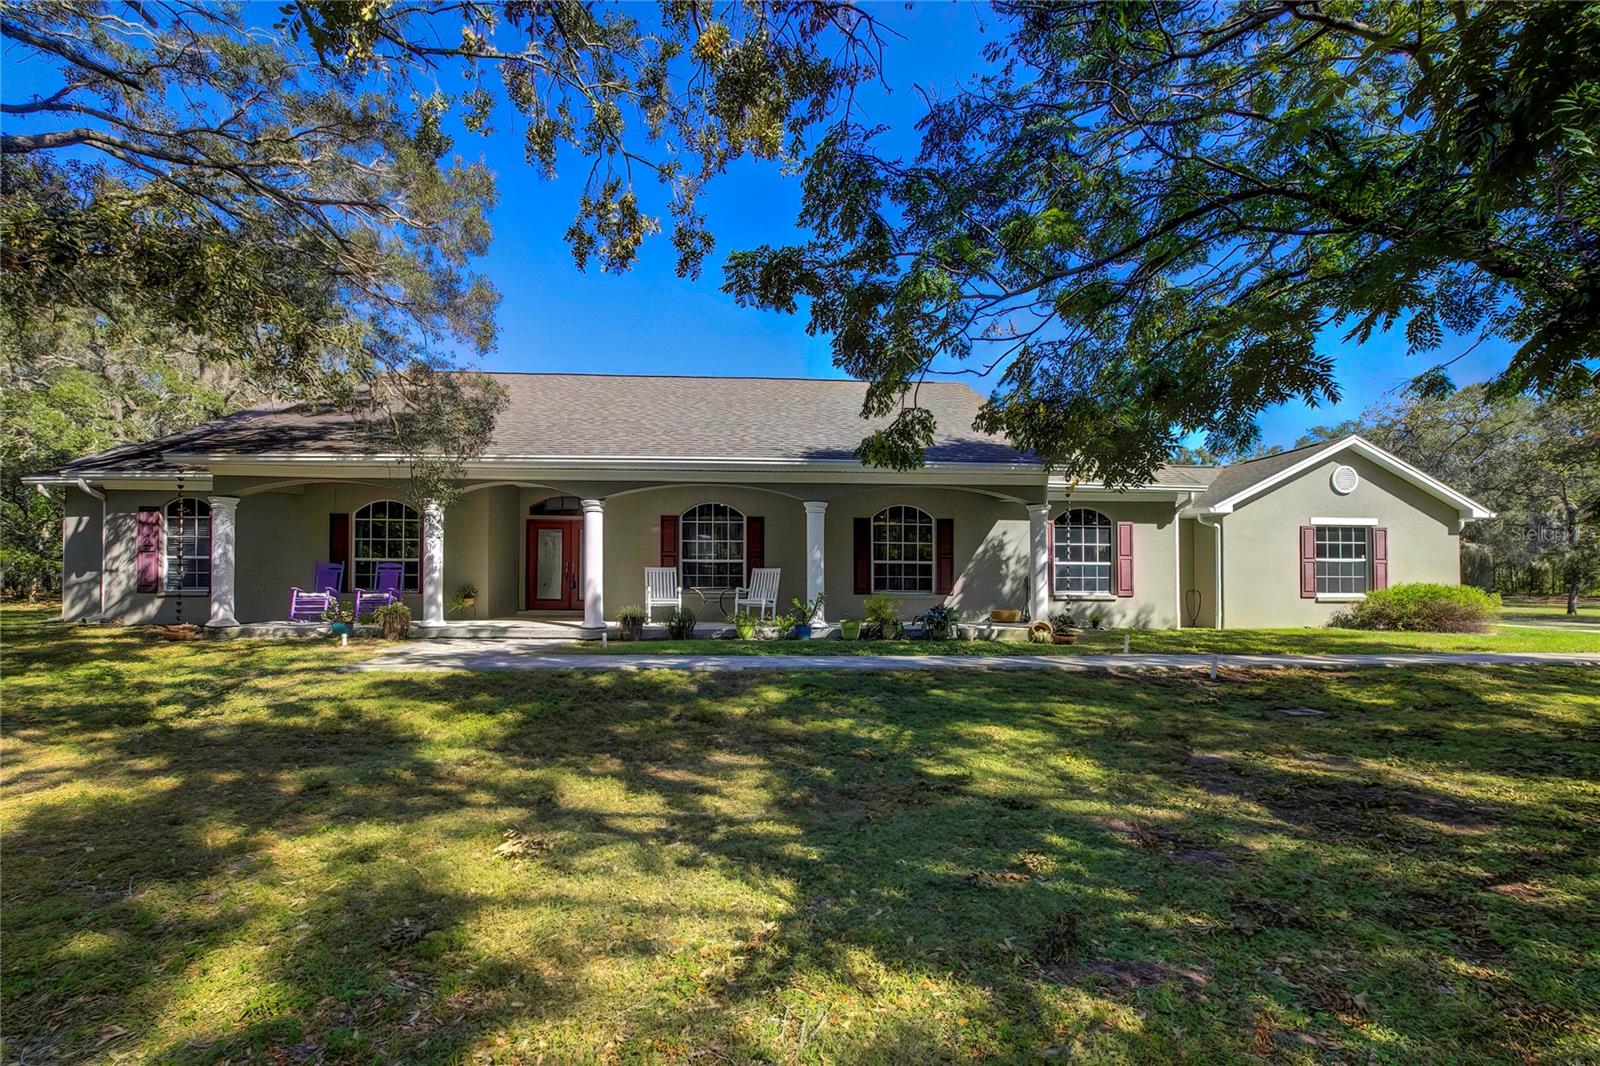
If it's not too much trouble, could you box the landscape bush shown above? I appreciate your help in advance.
[1327,582,1500,633]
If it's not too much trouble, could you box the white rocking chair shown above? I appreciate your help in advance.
[732,567,781,621]
[644,567,682,622]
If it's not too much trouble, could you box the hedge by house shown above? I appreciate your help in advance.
[1328,583,1501,633]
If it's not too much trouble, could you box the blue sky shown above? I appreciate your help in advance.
[3,1,1517,451]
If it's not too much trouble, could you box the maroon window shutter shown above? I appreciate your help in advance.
[136,507,162,593]
[659,515,679,569]
[935,518,955,595]
[1115,521,1134,597]
[746,516,765,579]
[328,513,350,591]
[853,517,871,594]
[1300,526,1317,598]
[1371,527,1388,590]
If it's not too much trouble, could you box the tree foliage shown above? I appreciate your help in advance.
[1305,385,1600,609]
[726,0,1600,484]
[1,1,885,578]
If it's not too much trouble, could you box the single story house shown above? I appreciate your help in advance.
[25,373,1493,635]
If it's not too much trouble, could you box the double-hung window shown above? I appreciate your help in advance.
[871,506,934,592]
[1053,508,1113,595]
[354,500,420,591]
[164,498,211,593]
[1314,525,1369,595]
[680,503,745,588]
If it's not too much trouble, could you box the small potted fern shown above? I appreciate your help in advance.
[617,605,646,641]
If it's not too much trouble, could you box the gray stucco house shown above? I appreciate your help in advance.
[25,373,1492,635]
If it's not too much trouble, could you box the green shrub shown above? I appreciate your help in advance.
[665,609,696,639]
[861,594,904,640]
[1327,583,1500,633]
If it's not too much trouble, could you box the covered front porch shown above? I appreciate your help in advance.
[101,472,1056,638]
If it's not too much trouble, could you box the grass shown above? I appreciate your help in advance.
[569,624,1600,657]
[4,602,1598,1063]
[1499,596,1599,626]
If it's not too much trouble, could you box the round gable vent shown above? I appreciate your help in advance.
[1330,464,1359,495]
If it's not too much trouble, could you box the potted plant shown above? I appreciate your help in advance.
[837,617,862,640]
[373,602,411,640]
[321,603,355,637]
[1028,619,1054,644]
[447,583,479,616]
[862,594,904,640]
[665,608,696,639]
[914,603,958,641]
[732,610,759,640]
[617,605,646,641]
[788,594,825,639]
[1049,610,1080,645]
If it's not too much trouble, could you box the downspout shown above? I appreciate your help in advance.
[74,478,108,621]
[1196,513,1224,629]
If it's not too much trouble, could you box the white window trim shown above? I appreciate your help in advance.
[163,497,211,595]
[680,502,745,590]
[1052,507,1115,597]
[353,499,421,593]
[871,504,936,594]
[1309,516,1379,526]
[1312,523,1371,598]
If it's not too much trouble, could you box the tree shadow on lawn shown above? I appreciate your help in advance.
[4,635,1596,1062]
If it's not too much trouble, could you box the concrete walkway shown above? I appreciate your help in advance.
[353,642,1600,673]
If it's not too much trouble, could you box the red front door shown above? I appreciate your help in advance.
[526,520,581,610]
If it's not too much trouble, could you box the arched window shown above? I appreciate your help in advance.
[529,496,583,516]
[164,498,210,593]
[872,505,934,592]
[1054,508,1112,594]
[354,500,420,592]
[680,503,744,588]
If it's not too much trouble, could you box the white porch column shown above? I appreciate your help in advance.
[1028,503,1051,623]
[206,495,240,628]
[422,499,445,625]
[581,498,606,637]
[803,500,828,626]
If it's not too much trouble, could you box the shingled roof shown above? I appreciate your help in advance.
[33,373,1039,476]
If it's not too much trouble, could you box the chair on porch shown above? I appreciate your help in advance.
[355,561,405,619]
[289,561,344,623]
[644,567,681,622]
[732,567,781,621]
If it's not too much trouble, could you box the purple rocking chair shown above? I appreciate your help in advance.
[354,561,405,620]
[289,561,345,623]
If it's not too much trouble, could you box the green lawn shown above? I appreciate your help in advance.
[1500,596,1599,626]
[568,624,1600,657]
[4,604,1598,1063]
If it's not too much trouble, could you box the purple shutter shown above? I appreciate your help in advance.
[1371,527,1388,590]
[1115,521,1134,597]
[935,518,955,595]
[746,516,764,579]
[1300,526,1317,598]
[136,507,162,593]
[853,517,871,594]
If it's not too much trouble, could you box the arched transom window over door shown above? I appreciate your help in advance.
[872,505,934,592]
[164,498,211,592]
[680,503,744,588]
[1054,508,1113,594]
[354,500,420,592]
